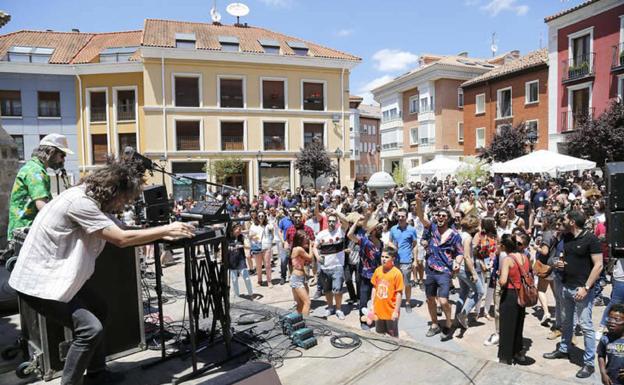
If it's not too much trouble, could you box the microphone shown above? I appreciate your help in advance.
[123,146,154,171]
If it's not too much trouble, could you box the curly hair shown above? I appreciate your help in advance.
[33,145,60,165]
[80,156,146,212]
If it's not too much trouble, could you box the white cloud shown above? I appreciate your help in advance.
[480,0,529,16]
[258,0,293,8]
[357,75,394,105]
[335,28,354,37]
[372,49,419,72]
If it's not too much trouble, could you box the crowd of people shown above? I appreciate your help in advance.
[193,170,622,382]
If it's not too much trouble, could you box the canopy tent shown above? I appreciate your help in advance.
[366,171,396,195]
[490,150,596,174]
[408,156,466,180]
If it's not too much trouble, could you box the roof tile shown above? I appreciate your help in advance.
[72,31,142,63]
[461,49,548,88]
[0,30,94,64]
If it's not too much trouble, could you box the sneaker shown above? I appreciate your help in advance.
[280,278,286,285]
[483,333,499,346]
[405,304,412,313]
[360,323,370,331]
[457,312,468,329]
[426,326,441,337]
[575,365,595,379]
[540,314,552,327]
[547,329,562,340]
[324,307,335,318]
[440,327,453,341]
[336,310,346,320]
[542,350,569,360]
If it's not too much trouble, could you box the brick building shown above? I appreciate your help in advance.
[461,49,549,154]
[349,95,380,181]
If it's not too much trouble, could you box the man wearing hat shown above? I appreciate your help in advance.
[7,133,73,240]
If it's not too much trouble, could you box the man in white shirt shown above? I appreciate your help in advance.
[315,213,346,320]
[9,157,194,385]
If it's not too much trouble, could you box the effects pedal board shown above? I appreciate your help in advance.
[279,313,317,350]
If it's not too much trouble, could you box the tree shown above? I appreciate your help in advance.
[456,158,489,183]
[294,137,334,189]
[391,164,406,186]
[478,122,528,163]
[566,100,624,167]
[206,157,245,183]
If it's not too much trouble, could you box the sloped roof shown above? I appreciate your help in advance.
[461,48,548,88]
[358,103,380,119]
[72,31,142,63]
[142,19,360,61]
[0,30,94,64]
[544,0,600,22]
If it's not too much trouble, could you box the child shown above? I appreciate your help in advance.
[598,303,624,385]
[370,247,404,337]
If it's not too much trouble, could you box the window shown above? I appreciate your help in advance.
[288,41,308,56]
[526,120,538,140]
[420,97,429,113]
[91,134,108,164]
[409,95,419,114]
[496,88,512,118]
[116,90,135,121]
[571,34,591,68]
[259,39,280,54]
[476,93,485,114]
[219,78,244,108]
[382,108,399,122]
[409,127,419,145]
[568,85,592,130]
[418,123,435,145]
[458,122,464,143]
[458,88,464,108]
[303,122,324,148]
[221,121,244,150]
[372,125,376,135]
[618,75,624,101]
[303,82,324,111]
[219,36,240,52]
[525,81,539,104]
[99,47,137,62]
[259,161,291,191]
[262,80,285,109]
[174,76,200,107]
[176,120,201,151]
[11,135,24,160]
[38,91,61,117]
[118,133,137,155]
[411,159,420,168]
[476,127,485,148]
[175,33,196,49]
[89,91,106,122]
[0,90,21,116]
[263,122,286,150]
[6,46,54,63]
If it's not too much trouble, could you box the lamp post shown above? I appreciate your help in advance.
[334,147,343,186]
[256,150,263,193]
[527,128,538,153]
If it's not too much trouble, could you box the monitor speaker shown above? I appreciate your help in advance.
[142,185,168,206]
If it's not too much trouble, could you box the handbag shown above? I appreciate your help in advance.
[533,259,552,278]
[510,253,538,307]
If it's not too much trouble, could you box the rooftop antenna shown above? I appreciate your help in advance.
[539,32,543,49]
[226,2,249,26]
[210,0,222,23]
[490,32,498,57]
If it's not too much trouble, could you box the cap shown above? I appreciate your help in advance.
[39,133,74,155]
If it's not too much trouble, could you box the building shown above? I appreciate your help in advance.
[545,0,624,153]
[461,49,549,154]
[0,19,360,198]
[371,52,517,173]
[349,95,380,181]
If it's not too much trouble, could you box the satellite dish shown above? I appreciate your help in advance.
[226,2,249,25]
[210,7,222,23]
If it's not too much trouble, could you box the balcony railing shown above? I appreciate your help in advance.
[222,136,244,151]
[561,107,595,132]
[381,142,402,151]
[117,107,135,121]
[90,106,107,122]
[612,44,624,72]
[562,53,595,83]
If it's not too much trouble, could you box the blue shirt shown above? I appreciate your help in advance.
[389,224,418,264]
[278,217,293,239]
[423,223,463,274]
[598,333,624,385]
[283,198,298,209]
[532,190,548,209]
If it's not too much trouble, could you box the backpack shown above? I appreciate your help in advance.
[510,253,538,307]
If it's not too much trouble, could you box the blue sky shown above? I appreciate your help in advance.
[2,0,586,104]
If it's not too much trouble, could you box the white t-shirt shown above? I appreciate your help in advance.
[249,223,273,250]
[9,185,115,302]
[316,227,345,270]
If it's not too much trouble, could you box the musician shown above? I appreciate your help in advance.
[7,133,72,240]
[9,156,195,385]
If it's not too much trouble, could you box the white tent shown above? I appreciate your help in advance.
[366,171,396,195]
[408,155,466,180]
[490,150,596,174]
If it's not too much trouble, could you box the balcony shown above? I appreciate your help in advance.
[381,142,403,151]
[612,44,624,73]
[561,107,594,132]
[562,53,595,84]
[222,136,244,151]
[90,106,107,122]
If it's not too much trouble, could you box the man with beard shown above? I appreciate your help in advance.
[7,134,73,240]
[415,198,464,341]
[315,213,346,320]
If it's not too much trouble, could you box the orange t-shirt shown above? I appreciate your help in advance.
[371,265,404,320]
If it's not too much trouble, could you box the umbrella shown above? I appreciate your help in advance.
[408,155,466,179]
[490,150,596,174]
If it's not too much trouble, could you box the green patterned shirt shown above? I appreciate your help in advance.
[7,158,52,240]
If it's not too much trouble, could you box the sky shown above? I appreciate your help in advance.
[1,0,587,104]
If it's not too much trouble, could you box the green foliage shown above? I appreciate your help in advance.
[294,138,334,189]
[391,164,406,186]
[456,158,489,183]
[206,157,245,183]
[478,122,528,163]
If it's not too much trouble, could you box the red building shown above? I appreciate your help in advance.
[545,0,624,153]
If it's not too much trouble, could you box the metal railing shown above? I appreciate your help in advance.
[221,136,244,151]
[90,106,106,122]
[561,107,595,131]
[117,106,135,121]
[561,53,595,82]
[176,135,201,151]
[612,44,624,70]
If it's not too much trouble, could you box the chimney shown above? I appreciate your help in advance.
[71,28,80,33]
[457,51,468,57]
[45,29,53,32]
[510,50,520,59]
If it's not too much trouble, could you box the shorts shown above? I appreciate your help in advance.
[375,318,399,337]
[320,267,344,294]
[290,274,307,289]
[399,263,413,284]
[424,266,452,299]
[415,246,426,261]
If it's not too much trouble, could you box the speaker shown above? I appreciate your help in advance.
[206,362,282,385]
[142,185,168,206]
[608,211,624,258]
[606,162,624,212]
[18,244,145,381]
[144,202,171,225]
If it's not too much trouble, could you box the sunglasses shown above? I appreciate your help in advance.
[606,317,624,325]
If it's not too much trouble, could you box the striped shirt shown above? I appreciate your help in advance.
[316,228,345,270]
[9,185,115,302]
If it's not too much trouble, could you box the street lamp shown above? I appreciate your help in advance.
[256,150,263,191]
[527,128,538,153]
[335,147,343,186]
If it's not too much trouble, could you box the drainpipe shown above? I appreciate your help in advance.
[75,68,86,173]
[341,67,346,184]
[161,54,167,160]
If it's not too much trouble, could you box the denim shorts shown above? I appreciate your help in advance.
[320,267,345,294]
[424,266,452,298]
[290,274,306,289]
